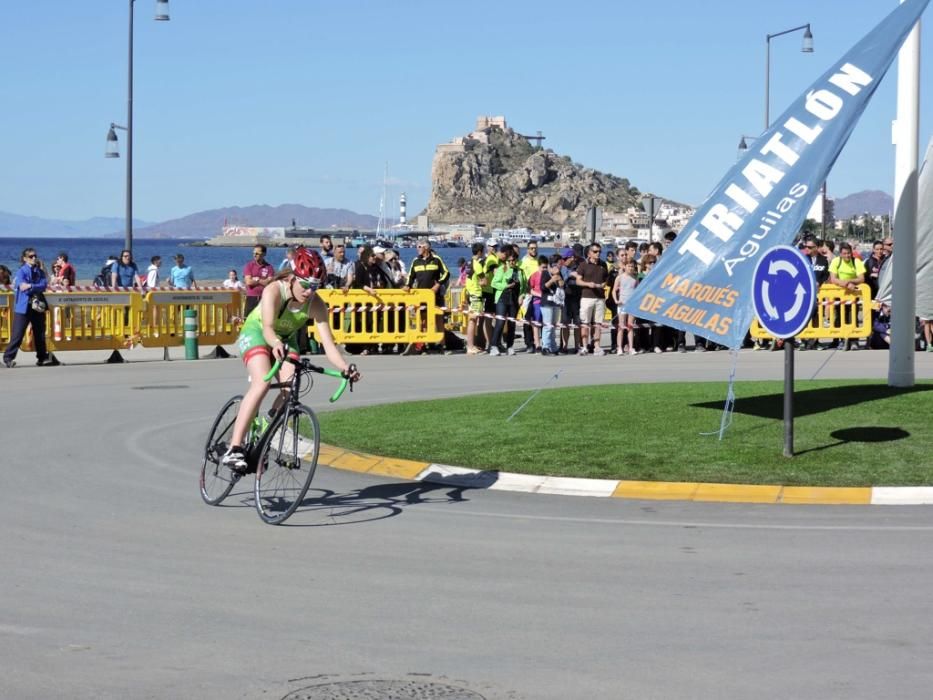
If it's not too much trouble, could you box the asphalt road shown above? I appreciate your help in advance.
[2,349,932,699]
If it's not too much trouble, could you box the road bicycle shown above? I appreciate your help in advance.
[200,356,356,525]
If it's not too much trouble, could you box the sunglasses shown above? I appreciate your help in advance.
[25,254,37,259]
[297,277,321,290]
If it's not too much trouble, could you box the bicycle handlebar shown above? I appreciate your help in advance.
[262,357,355,403]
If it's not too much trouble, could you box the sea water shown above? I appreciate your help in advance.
[0,237,475,283]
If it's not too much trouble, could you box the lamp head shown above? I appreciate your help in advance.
[105,127,120,158]
[801,25,814,53]
[154,0,170,21]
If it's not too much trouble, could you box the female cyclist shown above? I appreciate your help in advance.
[223,247,361,471]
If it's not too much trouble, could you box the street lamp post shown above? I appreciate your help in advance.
[105,0,170,256]
[765,23,813,129]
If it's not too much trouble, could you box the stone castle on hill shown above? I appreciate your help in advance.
[425,116,693,233]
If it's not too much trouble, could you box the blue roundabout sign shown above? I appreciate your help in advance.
[752,245,817,339]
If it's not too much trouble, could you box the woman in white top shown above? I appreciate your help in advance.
[223,269,246,290]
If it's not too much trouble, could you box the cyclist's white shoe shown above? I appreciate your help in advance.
[222,446,248,473]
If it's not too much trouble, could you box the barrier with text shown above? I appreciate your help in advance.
[750,284,872,341]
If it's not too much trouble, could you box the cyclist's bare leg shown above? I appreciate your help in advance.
[230,353,275,447]
[267,361,296,415]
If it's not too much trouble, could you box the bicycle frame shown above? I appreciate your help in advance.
[240,357,351,469]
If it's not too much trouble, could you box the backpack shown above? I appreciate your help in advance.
[93,263,113,289]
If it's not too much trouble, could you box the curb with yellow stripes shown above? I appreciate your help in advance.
[317,444,933,506]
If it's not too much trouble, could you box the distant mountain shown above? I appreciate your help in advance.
[834,190,893,219]
[0,204,380,239]
[0,211,149,238]
[130,204,380,238]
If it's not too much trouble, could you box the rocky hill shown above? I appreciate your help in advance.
[426,121,640,229]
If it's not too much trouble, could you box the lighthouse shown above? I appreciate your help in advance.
[399,193,407,225]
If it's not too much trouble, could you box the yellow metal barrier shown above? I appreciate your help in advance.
[750,283,871,340]
[141,289,242,348]
[314,289,443,344]
[445,286,468,332]
[33,290,142,352]
[0,289,12,346]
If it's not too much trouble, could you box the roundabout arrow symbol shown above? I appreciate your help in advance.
[768,259,799,277]
[760,280,779,319]
[784,283,806,321]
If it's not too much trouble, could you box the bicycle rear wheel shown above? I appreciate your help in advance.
[200,395,243,505]
[254,405,321,525]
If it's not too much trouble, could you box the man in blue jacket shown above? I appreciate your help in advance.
[3,247,57,368]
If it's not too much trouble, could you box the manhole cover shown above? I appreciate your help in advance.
[283,679,485,699]
[131,385,190,390]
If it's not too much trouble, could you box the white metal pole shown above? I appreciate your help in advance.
[889,3,921,387]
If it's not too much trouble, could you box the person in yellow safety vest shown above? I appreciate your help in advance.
[480,246,500,342]
[402,241,451,353]
[519,241,541,352]
[465,242,490,354]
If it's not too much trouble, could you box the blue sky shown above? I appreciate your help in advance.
[1,0,930,224]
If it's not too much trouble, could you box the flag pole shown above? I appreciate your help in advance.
[889,2,921,388]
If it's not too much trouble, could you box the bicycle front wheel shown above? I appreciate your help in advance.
[200,395,243,506]
[254,405,321,525]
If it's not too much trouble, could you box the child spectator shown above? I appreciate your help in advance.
[539,253,565,355]
[869,303,892,349]
[526,255,548,354]
[613,259,639,355]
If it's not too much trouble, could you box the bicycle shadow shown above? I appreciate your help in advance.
[223,479,473,527]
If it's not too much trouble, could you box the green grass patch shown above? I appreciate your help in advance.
[317,381,933,486]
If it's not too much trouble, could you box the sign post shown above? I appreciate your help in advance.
[752,245,817,457]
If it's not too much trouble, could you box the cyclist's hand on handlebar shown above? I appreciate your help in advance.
[341,363,361,384]
[272,340,287,361]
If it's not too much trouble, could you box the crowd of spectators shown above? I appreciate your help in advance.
[458,234,730,356]
[3,232,930,363]
[257,232,930,357]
